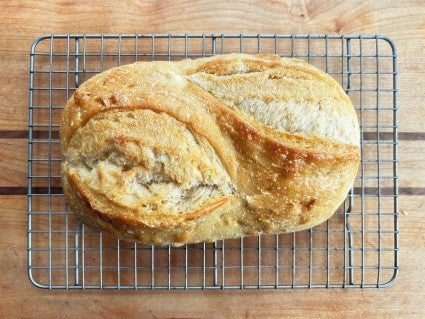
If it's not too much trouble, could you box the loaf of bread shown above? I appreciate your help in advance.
[61,53,360,246]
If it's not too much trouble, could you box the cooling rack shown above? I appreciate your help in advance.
[28,34,398,289]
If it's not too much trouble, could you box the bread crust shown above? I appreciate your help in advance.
[61,53,360,245]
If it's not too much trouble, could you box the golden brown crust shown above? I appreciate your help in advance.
[61,53,360,246]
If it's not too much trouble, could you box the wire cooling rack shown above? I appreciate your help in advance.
[28,34,398,289]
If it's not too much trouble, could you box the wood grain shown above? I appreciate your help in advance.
[1,0,425,318]
[0,135,418,189]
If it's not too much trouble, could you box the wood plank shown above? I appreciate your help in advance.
[0,139,27,187]
[0,195,422,317]
[0,137,418,189]
[0,1,424,132]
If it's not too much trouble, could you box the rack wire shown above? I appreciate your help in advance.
[27,34,398,289]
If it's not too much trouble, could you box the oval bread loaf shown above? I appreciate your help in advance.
[61,53,360,246]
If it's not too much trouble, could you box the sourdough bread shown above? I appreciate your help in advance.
[61,53,360,246]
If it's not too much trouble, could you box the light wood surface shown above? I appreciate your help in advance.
[1,1,425,317]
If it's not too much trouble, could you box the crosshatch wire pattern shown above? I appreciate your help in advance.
[28,34,398,289]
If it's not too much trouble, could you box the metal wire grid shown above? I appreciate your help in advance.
[27,34,398,289]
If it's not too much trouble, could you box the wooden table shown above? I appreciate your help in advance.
[1,1,424,317]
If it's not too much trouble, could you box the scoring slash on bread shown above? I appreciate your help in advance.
[61,53,360,246]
